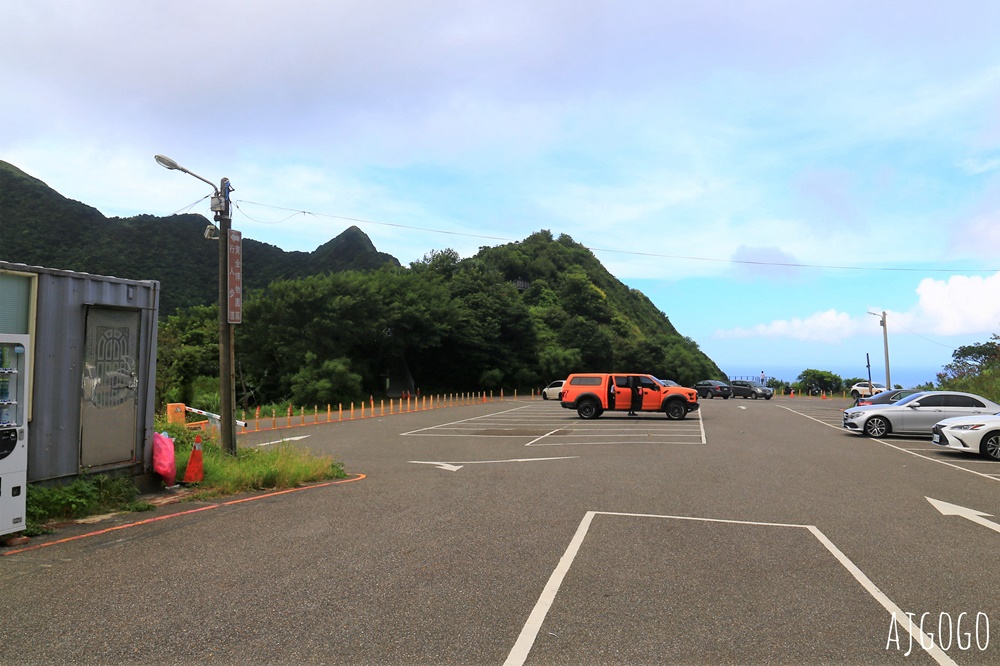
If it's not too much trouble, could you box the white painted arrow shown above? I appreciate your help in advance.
[257,435,311,447]
[409,456,578,472]
[409,461,466,471]
[927,497,1000,535]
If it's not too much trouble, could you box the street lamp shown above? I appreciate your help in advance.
[868,310,891,390]
[155,154,237,455]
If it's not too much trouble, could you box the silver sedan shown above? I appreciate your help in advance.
[842,391,1000,438]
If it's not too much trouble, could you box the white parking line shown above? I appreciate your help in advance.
[504,511,956,666]
[780,405,1000,483]
[400,406,534,436]
[524,429,561,446]
[402,403,705,446]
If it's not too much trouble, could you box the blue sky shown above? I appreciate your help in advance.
[3,1,1000,388]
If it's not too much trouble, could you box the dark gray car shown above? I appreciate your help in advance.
[730,380,773,400]
[694,380,732,399]
[854,388,919,406]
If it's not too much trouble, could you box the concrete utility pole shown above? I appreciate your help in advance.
[868,310,891,389]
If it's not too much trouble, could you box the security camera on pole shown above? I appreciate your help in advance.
[155,155,241,455]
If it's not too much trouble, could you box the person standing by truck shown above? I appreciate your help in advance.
[629,376,642,416]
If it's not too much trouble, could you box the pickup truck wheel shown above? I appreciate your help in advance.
[665,401,686,420]
[577,399,599,419]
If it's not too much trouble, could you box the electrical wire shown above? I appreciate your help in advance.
[884,313,955,348]
[235,199,516,243]
[230,198,1000,274]
[170,195,211,216]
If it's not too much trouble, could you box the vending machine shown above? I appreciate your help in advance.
[0,335,29,536]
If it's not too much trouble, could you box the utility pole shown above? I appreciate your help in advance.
[216,178,237,455]
[155,155,238,455]
[868,310,891,390]
[880,311,891,389]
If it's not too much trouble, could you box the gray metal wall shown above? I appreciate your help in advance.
[0,262,159,483]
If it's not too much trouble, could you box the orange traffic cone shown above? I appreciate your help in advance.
[183,435,204,484]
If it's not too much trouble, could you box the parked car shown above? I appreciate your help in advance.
[560,373,699,420]
[541,380,565,400]
[693,380,733,399]
[855,388,919,406]
[849,381,886,400]
[729,380,773,400]
[842,391,1000,438]
[932,412,1000,460]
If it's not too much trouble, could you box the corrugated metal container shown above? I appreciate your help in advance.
[0,262,159,483]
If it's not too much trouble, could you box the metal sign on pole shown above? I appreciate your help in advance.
[228,230,242,324]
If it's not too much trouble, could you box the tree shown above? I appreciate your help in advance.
[936,335,1000,400]
[155,305,218,408]
[795,369,843,395]
[288,353,362,406]
[938,337,1000,383]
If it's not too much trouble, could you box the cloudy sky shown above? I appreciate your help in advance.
[4,1,1000,387]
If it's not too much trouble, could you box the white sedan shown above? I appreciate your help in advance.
[541,380,565,400]
[932,412,1000,460]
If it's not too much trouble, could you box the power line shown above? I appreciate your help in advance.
[884,313,955,348]
[235,199,517,243]
[230,198,1000,274]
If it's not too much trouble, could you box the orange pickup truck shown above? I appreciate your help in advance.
[559,373,699,420]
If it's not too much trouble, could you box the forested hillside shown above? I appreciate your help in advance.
[0,161,398,315]
[159,231,723,406]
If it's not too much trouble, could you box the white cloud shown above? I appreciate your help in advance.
[714,272,1000,345]
[915,273,1000,336]
[715,309,860,343]
[958,157,1000,175]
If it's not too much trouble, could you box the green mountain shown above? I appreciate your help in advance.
[0,161,399,315]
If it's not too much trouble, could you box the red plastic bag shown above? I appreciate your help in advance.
[153,431,176,487]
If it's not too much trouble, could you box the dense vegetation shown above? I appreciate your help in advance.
[934,336,1000,400]
[159,232,724,407]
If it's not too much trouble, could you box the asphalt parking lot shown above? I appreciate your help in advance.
[782,397,1000,482]
[2,396,998,664]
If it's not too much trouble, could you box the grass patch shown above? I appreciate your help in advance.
[159,420,348,498]
[24,475,154,536]
[17,420,347,538]
[176,439,348,499]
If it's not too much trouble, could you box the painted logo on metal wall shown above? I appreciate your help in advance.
[85,325,135,408]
